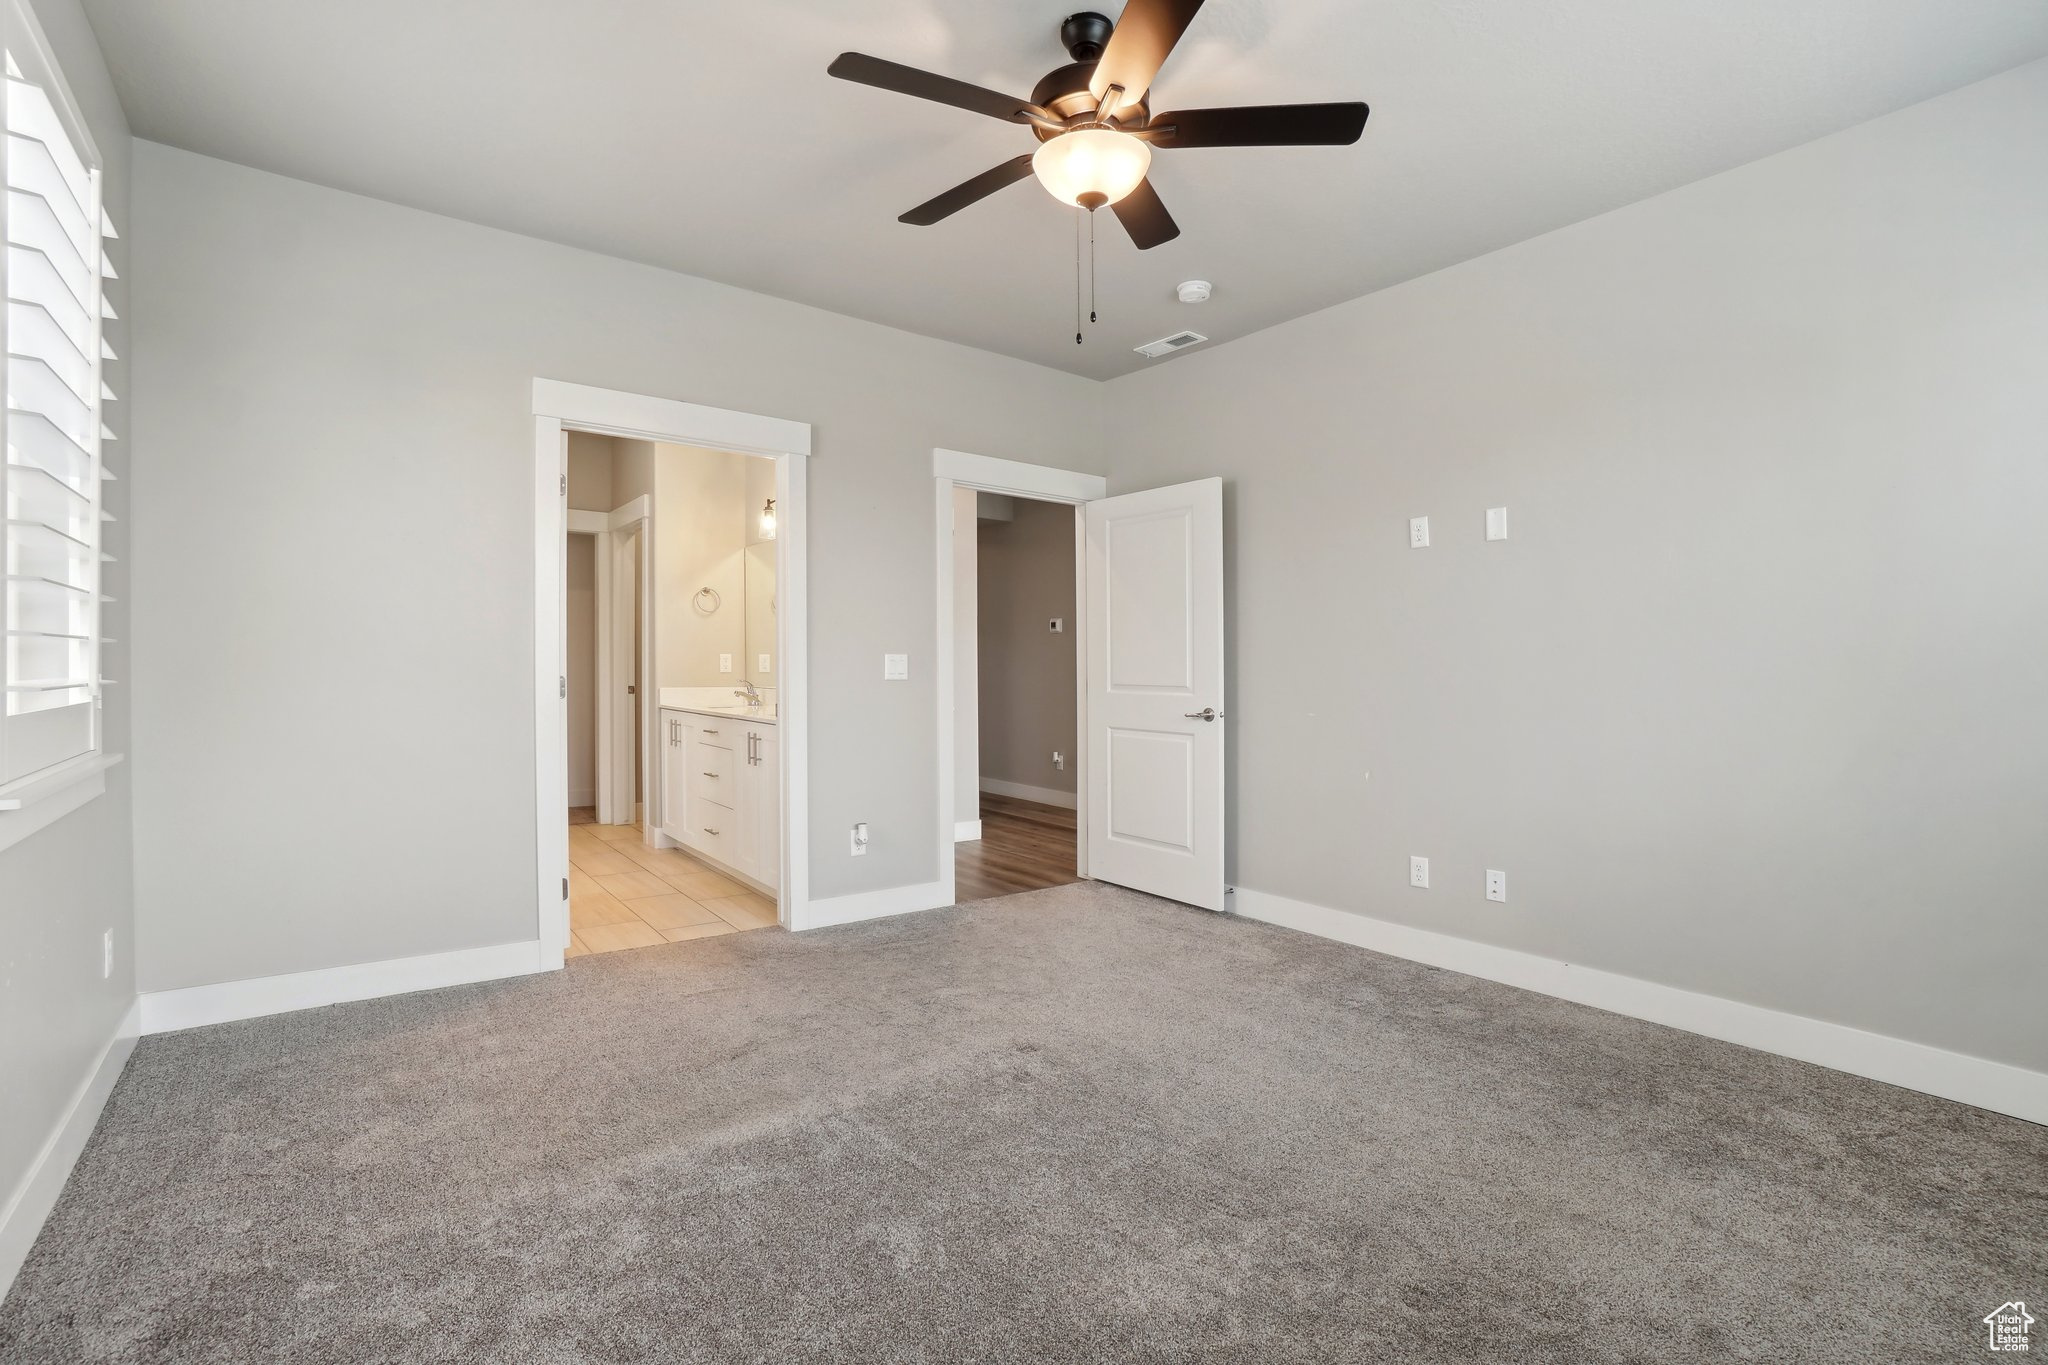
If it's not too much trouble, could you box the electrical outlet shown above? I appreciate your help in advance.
[101,929,112,979]
[718,653,733,673]
[883,653,908,680]
[758,653,771,673]
[1486,869,1507,903]
[851,822,870,856]
[1409,516,1430,549]
[1410,856,1429,889]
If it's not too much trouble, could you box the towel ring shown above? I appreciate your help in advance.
[694,587,721,613]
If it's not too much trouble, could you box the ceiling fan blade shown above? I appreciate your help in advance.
[828,52,1039,124]
[1090,0,1206,120]
[1150,102,1370,148]
[899,155,1038,226]
[1110,177,1180,250]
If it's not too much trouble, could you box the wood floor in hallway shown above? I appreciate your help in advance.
[955,793,1081,903]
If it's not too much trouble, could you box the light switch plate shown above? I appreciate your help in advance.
[1409,516,1430,549]
[718,653,733,673]
[758,653,771,673]
[1048,618,1064,634]
[1486,507,1509,541]
[883,653,909,680]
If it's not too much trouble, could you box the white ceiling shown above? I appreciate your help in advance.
[81,0,2048,380]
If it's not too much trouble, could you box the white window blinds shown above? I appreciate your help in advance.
[2,15,114,788]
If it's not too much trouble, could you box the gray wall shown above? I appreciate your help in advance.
[565,434,620,808]
[0,0,133,1259]
[564,535,596,806]
[564,431,615,512]
[127,142,1103,992]
[977,499,1077,797]
[1102,61,2048,1072]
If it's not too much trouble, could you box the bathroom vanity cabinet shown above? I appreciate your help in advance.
[658,706,779,894]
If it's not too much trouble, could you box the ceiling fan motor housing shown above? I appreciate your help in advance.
[1060,12,1114,62]
[1032,21,1150,143]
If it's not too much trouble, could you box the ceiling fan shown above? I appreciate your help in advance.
[827,1,1369,251]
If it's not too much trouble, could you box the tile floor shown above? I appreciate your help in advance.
[565,807,778,957]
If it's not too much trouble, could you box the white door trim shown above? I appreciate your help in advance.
[933,449,1106,907]
[535,380,812,962]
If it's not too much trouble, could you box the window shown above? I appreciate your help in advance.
[0,0,117,814]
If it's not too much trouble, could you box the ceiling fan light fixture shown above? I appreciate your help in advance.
[1031,126,1151,210]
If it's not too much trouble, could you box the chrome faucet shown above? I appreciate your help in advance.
[733,679,762,707]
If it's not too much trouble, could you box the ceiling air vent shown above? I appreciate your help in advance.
[1134,330,1208,359]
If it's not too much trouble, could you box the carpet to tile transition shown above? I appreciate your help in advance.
[2,882,2041,1363]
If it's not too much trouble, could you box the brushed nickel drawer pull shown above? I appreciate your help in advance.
[702,827,720,836]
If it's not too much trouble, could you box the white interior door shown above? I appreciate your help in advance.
[1084,477,1225,910]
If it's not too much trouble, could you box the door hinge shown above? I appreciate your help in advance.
[562,877,568,900]
[560,474,567,496]
[559,675,566,698]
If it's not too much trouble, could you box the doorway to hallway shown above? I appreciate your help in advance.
[955,792,1082,902]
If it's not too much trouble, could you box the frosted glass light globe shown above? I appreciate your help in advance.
[1031,127,1151,210]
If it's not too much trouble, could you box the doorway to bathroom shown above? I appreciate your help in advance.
[534,380,814,964]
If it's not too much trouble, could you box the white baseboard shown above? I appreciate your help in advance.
[978,778,1076,810]
[139,940,547,1035]
[1231,888,2048,1127]
[0,997,140,1301]
[954,819,982,842]
[796,879,949,932]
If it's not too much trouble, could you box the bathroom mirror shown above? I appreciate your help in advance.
[743,460,776,688]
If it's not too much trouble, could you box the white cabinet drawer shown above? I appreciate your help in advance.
[690,739,736,808]
[685,796,737,865]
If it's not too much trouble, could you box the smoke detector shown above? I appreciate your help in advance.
[1134,330,1208,359]
[1176,280,1212,304]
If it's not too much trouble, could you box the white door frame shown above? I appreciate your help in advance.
[933,448,1106,906]
[592,497,651,825]
[535,380,812,966]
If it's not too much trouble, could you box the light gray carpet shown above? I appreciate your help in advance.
[3,883,2041,1363]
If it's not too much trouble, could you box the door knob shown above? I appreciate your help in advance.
[1184,707,1222,721]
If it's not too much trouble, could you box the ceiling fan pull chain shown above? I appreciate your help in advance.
[1075,207,1084,344]
[1089,208,1098,325]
